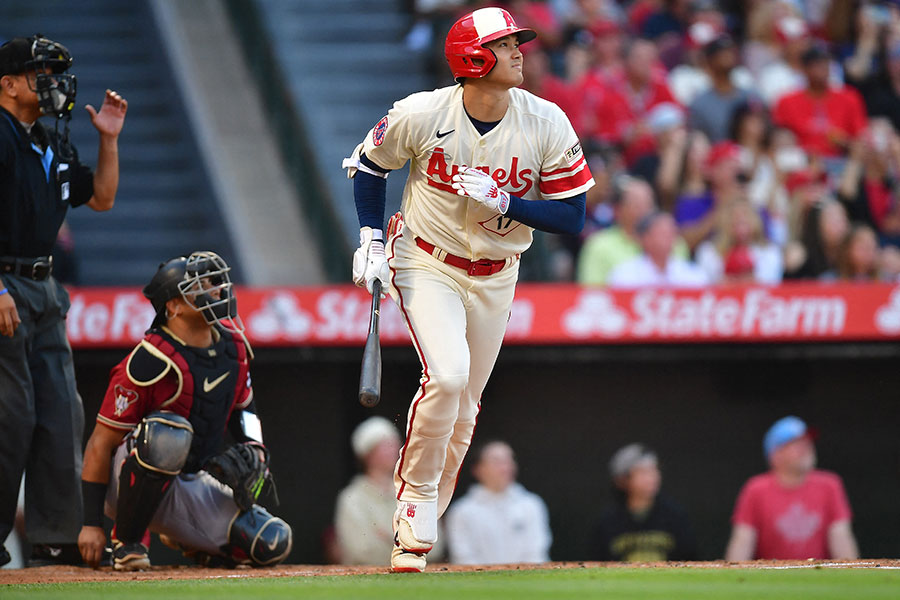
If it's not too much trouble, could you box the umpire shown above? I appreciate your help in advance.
[0,35,127,566]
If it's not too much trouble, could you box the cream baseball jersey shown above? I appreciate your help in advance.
[347,85,594,260]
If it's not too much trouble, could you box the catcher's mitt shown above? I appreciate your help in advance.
[205,442,275,511]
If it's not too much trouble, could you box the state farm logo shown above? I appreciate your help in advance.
[875,287,900,334]
[426,147,534,196]
[247,292,313,341]
[561,288,847,339]
[67,292,157,343]
[562,291,628,338]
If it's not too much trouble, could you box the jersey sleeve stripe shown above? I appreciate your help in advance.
[539,166,593,195]
[540,155,586,177]
[236,388,254,410]
[97,414,137,431]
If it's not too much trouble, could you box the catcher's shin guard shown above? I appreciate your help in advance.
[115,412,193,543]
[224,506,292,567]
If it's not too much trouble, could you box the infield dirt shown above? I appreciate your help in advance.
[2,559,899,585]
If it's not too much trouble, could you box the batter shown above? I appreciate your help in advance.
[344,6,594,572]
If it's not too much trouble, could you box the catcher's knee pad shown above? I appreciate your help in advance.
[134,411,194,475]
[226,506,292,567]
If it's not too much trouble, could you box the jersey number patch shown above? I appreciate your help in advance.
[478,214,521,237]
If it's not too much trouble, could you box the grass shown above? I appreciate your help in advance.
[4,566,899,599]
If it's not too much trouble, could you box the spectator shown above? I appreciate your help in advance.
[521,43,583,133]
[836,119,900,244]
[578,176,688,284]
[445,441,551,565]
[608,210,708,287]
[729,101,789,244]
[785,196,850,279]
[695,198,783,284]
[675,140,744,250]
[592,38,679,165]
[773,44,868,159]
[689,34,760,143]
[725,416,859,561]
[630,101,686,205]
[657,127,710,210]
[836,224,880,281]
[756,14,815,105]
[591,443,698,562]
[334,417,405,565]
[669,20,755,106]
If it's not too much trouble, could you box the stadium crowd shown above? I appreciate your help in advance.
[406,0,900,285]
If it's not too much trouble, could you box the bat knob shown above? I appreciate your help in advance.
[359,388,380,408]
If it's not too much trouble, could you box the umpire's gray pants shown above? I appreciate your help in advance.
[0,275,83,545]
[105,442,238,555]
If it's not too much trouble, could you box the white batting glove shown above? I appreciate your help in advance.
[352,227,390,295]
[451,167,510,214]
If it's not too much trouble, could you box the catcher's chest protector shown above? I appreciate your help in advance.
[144,329,246,473]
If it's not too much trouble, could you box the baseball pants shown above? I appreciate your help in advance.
[105,442,239,556]
[386,224,519,517]
[0,275,83,545]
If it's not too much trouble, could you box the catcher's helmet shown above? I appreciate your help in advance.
[143,251,244,335]
[445,7,536,83]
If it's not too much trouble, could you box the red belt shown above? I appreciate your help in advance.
[414,237,509,276]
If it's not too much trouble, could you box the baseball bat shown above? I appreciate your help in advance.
[359,279,382,407]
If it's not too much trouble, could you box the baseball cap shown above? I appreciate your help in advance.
[802,43,831,65]
[774,16,809,43]
[0,37,34,76]
[350,416,400,459]
[785,169,827,194]
[705,141,742,169]
[609,443,657,480]
[647,102,685,135]
[763,416,817,458]
[703,33,735,57]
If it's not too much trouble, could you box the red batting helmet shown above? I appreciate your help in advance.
[445,7,537,82]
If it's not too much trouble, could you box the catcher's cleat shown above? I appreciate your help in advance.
[0,546,10,567]
[391,545,427,573]
[112,541,150,571]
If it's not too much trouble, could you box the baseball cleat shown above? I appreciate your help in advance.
[393,500,437,553]
[112,541,150,571]
[390,545,427,573]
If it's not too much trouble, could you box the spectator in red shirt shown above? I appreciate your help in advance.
[521,44,583,134]
[591,38,679,165]
[725,416,859,561]
[773,45,868,159]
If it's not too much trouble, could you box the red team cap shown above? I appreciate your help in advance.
[445,6,537,82]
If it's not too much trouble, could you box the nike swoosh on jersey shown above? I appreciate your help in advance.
[436,129,454,138]
[203,372,230,393]
[266,531,281,551]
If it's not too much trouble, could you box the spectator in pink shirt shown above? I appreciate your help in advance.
[725,416,859,561]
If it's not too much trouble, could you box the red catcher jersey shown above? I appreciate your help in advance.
[353,85,594,260]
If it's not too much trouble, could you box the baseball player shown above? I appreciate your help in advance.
[77,251,292,570]
[344,7,594,572]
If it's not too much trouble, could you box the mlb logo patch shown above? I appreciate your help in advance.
[564,142,582,163]
[373,116,389,147]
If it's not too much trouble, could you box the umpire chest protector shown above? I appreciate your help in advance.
[126,327,249,473]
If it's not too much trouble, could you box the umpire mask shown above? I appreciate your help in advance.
[26,36,77,119]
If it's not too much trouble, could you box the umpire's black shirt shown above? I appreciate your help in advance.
[0,106,93,258]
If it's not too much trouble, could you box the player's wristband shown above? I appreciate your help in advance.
[0,288,8,297]
[82,480,108,527]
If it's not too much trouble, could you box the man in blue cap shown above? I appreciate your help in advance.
[724,416,858,561]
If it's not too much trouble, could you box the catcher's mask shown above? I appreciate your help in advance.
[143,251,245,336]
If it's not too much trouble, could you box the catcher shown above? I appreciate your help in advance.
[77,251,292,570]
